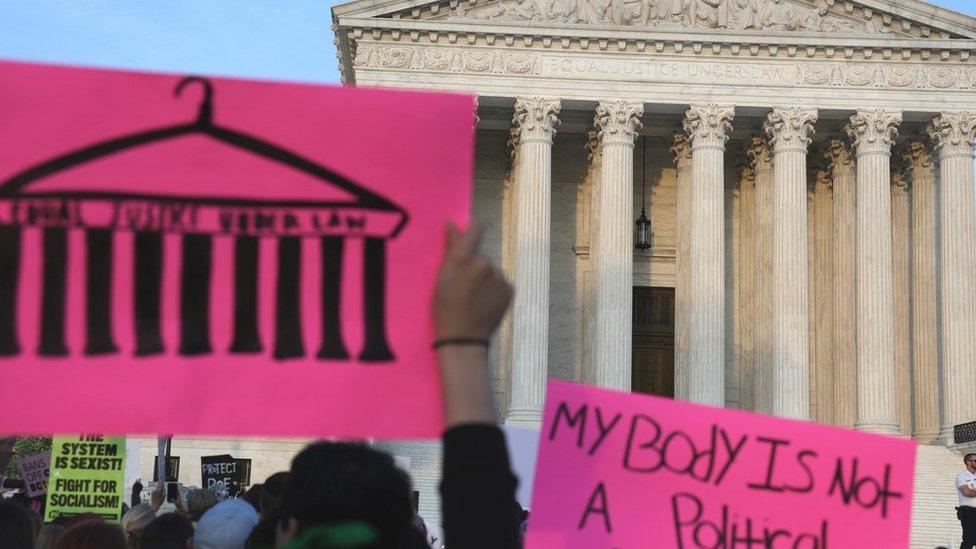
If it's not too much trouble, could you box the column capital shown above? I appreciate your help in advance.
[683,104,735,148]
[512,97,560,145]
[825,138,854,175]
[670,132,692,169]
[595,100,644,146]
[737,162,756,187]
[891,156,910,190]
[891,170,909,190]
[901,139,934,173]
[472,95,481,129]
[764,107,819,152]
[846,109,902,156]
[746,135,773,171]
[810,160,833,191]
[585,129,603,163]
[928,112,976,159]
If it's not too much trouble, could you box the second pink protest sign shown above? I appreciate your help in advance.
[528,380,916,548]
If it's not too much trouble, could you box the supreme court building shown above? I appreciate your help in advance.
[131,1,975,546]
[331,0,976,544]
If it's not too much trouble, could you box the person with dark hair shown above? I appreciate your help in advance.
[36,524,66,549]
[0,500,34,549]
[243,484,264,514]
[275,221,520,549]
[54,521,128,549]
[244,472,290,548]
[141,512,195,549]
[958,452,976,549]
[260,472,289,516]
[283,441,427,548]
[131,479,144,509]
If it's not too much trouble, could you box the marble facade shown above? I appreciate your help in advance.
[334,0,976,541]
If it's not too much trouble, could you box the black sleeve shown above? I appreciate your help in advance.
[440,424,522,549]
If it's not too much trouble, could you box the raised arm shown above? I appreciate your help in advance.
[435,221,522,549]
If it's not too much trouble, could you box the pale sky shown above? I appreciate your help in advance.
[1,0,974,84]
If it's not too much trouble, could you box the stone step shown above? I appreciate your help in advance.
[911,444,966,549]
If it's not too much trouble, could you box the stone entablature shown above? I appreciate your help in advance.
[354,40,976,90]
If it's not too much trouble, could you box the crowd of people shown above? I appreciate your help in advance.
[0,222,524,549]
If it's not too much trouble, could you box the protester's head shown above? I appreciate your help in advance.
[24,506,43,539]
[966,453,976,470]
[140,512,195,549]
[193,499,259,549]
[283,441,427,549]
[186,487,220,522]
[36,524,66,549]
[0,501,34,549]
[260,472,289,517]
[121,503,155,547]
[54,521,127,549]
[242,484,263,513]
[61,514,103,529]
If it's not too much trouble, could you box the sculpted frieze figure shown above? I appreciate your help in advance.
[644,0,691,26]
[458,0,870,32]
[759,0,797,31]
[689,0,725,28]
[470,0,543,20]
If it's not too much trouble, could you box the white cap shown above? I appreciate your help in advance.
[193,499,259,549]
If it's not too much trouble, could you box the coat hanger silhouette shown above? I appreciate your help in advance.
[0,76,408,237]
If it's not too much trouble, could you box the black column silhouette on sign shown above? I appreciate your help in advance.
[230,235,261,353]
[274,236,304,359]
[134,231,164,355]
[360,238,393,362]
[0,225,21,356]
[0,76,410,363]
[85,228,117,355]
[317,236,348,359]
[179,233,212,355]
[38,227,68,356]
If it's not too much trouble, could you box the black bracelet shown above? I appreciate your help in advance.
[432,338,490,350]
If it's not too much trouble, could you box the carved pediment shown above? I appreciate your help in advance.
[438,0,902,35]
[335,0,976,39]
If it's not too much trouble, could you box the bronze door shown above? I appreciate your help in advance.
[632,287,675,397]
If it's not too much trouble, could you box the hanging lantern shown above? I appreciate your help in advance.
[634,137,652,250]
[635,206,652,249]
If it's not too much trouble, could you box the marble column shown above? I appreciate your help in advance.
[582,130,603,386]
[505,97,560,428]
[928,112,976,441]
[592,100,643,390]
[902,140,940,443]
[672,133,693,400]
[764,107,818,420]
[826,138,856,429]
[847,109,902,435]
[890,159,912,437]
[806,181,817,420]
[736,163,757,412]
[682,104,734,406]
[747,137,774,414]
[811,162,835,425]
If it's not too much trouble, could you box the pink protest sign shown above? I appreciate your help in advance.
[0,60,474,438]
[527,381,916,549]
